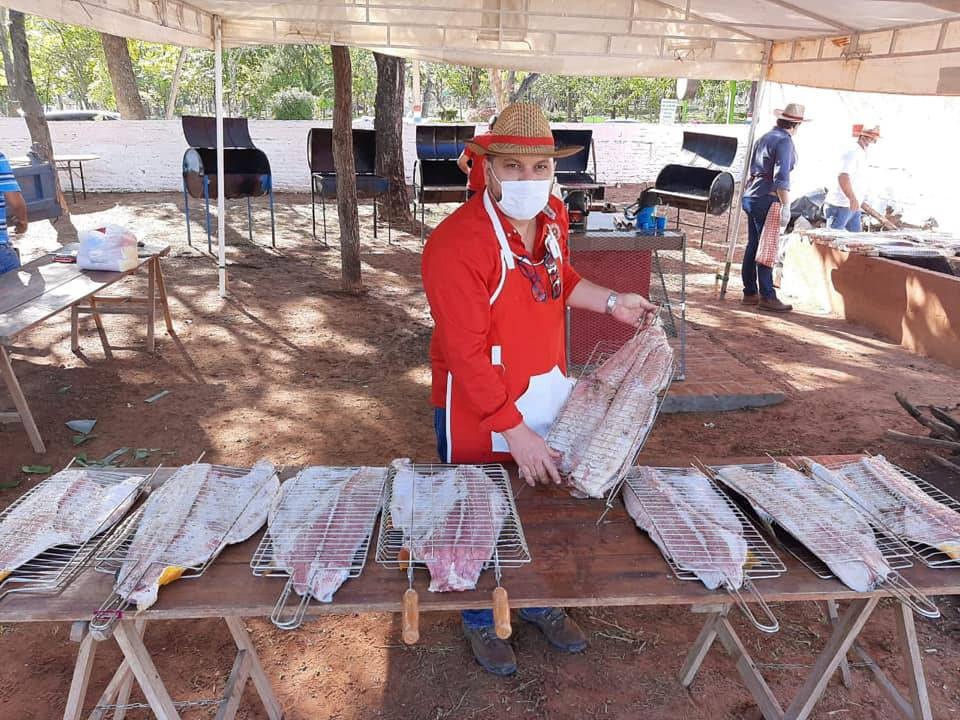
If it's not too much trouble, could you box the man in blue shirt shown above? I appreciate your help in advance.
[741,103,809,313]
[0,151,28,275]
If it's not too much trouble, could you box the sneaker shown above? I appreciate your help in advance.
[741,293,760,305]
[462,622,518,676]
[519,607,588,653]
[758,297,793,313]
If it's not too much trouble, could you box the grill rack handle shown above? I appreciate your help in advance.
[270,576,314,631]
[884,571,941,619]
[402,588,420,644]
[728,579,779,634]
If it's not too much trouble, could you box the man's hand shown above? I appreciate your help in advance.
[501,422,562,487]
[848,196,860,212]
[11,214,27,234]
[611,292,658,329]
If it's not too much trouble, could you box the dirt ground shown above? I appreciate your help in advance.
[1,188,959,719]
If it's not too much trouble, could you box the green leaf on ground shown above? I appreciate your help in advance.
[72,434,97,446]
[73,452,89,466]
[144,390,170,404]
[98,448,130,466]
[57,385,72,395]
[0,479,22,490]
[21,465,52,474]
[133,448,160,461]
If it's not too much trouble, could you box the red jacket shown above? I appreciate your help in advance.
[422,192,582,462]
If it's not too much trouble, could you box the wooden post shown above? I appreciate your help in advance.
[895,602,933,720]
[112,620,182,719]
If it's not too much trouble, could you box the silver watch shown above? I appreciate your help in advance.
[605,292,618,315]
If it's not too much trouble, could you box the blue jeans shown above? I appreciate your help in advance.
[433,408,552,629]
[824,204,862,232]
[0,243,20,275]
[741,195,776,299]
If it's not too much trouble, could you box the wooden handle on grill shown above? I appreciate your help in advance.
[492,587,511,640]
[402,588,419,645]
[398,546,410,571]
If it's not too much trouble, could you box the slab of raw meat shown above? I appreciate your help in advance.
[0,469,145,582]
[825,456,960,559]
[623,468,747,590]
[716,464,890,592]
[268,466,385,603]
[391,461,509,592]
[115,460,278,611]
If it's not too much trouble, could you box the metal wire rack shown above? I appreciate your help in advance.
[550,320,675,522]
[90,462,279,638]
[624,466,785,632]
[0,467,151,600]
[711,462,939,619]
[819,456,960,569]
[250,466,387,630]
[375,462,530,574]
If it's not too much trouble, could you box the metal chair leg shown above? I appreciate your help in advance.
[373,197,378,240]
[247,196,253,243]
[311,177,318,241]
[321,192,329,248]
[700,209,708,249]
[268,188,276,248]
[203,177,212,254]
[183,181,192,247]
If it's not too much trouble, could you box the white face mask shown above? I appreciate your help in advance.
[489,166,552,221]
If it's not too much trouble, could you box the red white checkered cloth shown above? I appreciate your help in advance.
[756,201,782,268]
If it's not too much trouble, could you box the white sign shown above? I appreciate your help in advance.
[659,99,679,125]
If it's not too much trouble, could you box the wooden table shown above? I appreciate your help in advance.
[0,243,172,453]
[55,154,100,202]
[0,457,954,720]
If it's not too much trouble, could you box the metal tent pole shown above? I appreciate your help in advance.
[214,15,227,298]
[719,45,771,297]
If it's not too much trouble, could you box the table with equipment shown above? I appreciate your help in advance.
[0,243,173,453]
[54,154,101,203]
[0,456,953,720]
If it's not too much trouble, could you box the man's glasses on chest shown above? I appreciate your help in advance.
[516,247,561,302]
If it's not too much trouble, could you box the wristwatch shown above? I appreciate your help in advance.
[605,292,618,315]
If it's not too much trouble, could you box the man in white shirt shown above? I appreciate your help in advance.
[822,125,896,232]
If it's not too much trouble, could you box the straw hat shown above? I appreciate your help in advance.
[774,103,811,123]
[465,102,582,158]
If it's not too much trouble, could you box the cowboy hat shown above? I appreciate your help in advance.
[465,102,582,158]
[774,103,811,123]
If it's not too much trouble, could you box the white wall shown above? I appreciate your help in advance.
[0,117,749,193]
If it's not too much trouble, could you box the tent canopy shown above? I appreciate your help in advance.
[14,0,960,94]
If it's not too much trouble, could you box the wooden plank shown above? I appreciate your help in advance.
[155,260,175,334]
[849,642,916,719]
[146,259,155,353]
[63,630,98,720]
[895,601,933,720]
[0,345,45,453]
[224,616,283,720]
[825,600,852,689]
[213,650,251,720]
[110,619,146,720]
[679,610,723,687]
[0,257,93,316]
[784,597,879,720]
[715,616,784,720]
[0,412,21,423]
[112,620,181,720]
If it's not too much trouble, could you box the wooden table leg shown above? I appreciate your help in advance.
[784,597,879,720]
[825,600,853,688]
[146,259,156,353]
[71,305,80,353]
[0,345,45,453]
[88,297,113,359]
[714,615,785,720]
[679,609,724,687]
[895,601,933,720]
[214,650,252,720]
[63,623,98,720]
[110,619,146,720]
[154,258,175,335]
[112,620,181,720]
[224,616,283,720]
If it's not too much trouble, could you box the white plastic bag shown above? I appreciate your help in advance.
[77,224,139,272]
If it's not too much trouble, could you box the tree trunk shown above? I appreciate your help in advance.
[510,73,539,102]
[100,33,146,119]
[0,9,18,116]
[373,52,415,230]
[9,10,72,235]
[489,69,506,111]
[165,47,187,120]
[331,45,362,294]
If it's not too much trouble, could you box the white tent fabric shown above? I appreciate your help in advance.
[14,0,960,93]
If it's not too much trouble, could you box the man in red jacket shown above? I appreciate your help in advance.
[422,103,657,676]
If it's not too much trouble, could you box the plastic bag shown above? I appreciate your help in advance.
[77,224,139,272]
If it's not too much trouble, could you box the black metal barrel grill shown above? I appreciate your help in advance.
[640,131,737,247]
[412,124,475,240]
[553,129,604,230]
[181,115,276,250]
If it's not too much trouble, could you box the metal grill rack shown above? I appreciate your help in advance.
[91,463,278,638]
[624,467,785,632]
[375,463,530,572]
[712,463,940,619]
[554,321,675,522]
[251,466,387,630]
[822,457,960,569]
[0,467,152,600]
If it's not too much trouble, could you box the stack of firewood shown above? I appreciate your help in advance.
[886,392,960,473]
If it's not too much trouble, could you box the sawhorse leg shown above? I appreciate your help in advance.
[63,617,283,720]
[0,344,45,453]
[153,257,175,336]
[825,600,852,688]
